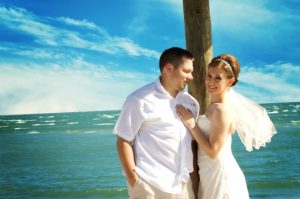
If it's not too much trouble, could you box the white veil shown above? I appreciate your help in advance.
[228,88,277,151]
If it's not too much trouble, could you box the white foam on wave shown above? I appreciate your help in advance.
[282,109,289,112]
[15,119,26,124]
[291,120,300,123]
[100,114,114,119]
[290,104,300,109]
[92,118,102,120]
[4,119,33,122]
[32,124,42,126]
[15,127,28,130]
[0,126,8,128]
[44,120,55,123]
[32,123,55,126]
[94,123,114,126]
[84,130,97,134]
[268,110,279,114]
[39,115,55,119]
[100,187,127,192]
[28,131,40,134]
[67,122,79,125]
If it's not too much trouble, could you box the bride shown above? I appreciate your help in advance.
[176,54,276,199]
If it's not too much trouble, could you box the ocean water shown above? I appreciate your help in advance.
[0,102,299,199]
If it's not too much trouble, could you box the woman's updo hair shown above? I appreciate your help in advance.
[209,54,240,86]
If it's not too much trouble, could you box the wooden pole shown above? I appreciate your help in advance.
[183,0,212,114]
[183,1,213,196]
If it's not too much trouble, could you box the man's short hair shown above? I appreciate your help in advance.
[159,47,194,72]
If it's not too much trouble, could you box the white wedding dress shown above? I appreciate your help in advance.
[197,115,250,199]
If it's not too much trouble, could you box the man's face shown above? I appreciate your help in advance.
[170,58,194,91]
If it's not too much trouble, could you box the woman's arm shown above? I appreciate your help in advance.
[176,104,231,159]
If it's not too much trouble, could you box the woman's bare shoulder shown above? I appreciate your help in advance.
[211,103,234,121]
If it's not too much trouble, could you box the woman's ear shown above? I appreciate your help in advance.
[228,77,235,87]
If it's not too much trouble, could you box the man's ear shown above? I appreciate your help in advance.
[165,63,174,72]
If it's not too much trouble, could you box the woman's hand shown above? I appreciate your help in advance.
[176,104,196,130]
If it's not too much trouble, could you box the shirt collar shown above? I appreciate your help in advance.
[155,77,184,99]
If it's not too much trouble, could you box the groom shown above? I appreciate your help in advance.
[113,47,200,199]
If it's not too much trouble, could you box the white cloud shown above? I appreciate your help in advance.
[0,6,160,59]
[0,5,161,115]
[16,49,64,59]
[155,0,299,39]
[57,17,105,32]
[1,60,298,115]
[0,60,154,115]
[209,0,300,49]
[210,0,275,29]
[113,37,160,58]
[0,7,59,45]
[1,2,298,116]
[235,63,300,103]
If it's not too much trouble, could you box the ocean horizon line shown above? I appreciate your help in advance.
[0,101,299,117]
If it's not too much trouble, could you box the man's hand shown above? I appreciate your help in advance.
[127,170,139,187]
[176,104,196,130]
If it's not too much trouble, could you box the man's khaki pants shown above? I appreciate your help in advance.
[127,177,195,199]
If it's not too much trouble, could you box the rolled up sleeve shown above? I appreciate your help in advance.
[113,97,145,142]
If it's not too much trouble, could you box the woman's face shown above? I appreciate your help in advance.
[205,66,233,95]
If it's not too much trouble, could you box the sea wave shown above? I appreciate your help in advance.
[100,114,114,119]
[15,127,28,130]
[44,120,56,123]
[39,115,55,119]
[84,131,97,134]
[94,123,115,126]
[27,131,40,134]
[2,119,35,122]
[32,123,55,126]
[15,119,26,124]
[67,122,79,125]
[268,111,279,114]
[92,118,102,120]
[291,120,300,124]
[290,104,300,109]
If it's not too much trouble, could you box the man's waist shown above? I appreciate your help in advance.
[134,166,190,194]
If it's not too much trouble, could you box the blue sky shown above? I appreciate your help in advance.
[0,0,299,115]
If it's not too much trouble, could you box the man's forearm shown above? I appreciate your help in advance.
[116,136,138,186]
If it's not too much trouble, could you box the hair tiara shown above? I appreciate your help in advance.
[215,58,234,75]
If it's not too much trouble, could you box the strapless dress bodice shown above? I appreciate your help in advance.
[195,115,249,199]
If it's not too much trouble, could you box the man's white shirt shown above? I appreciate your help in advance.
[113,78,199,194]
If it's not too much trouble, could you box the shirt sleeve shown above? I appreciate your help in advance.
[113,96,145,142]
